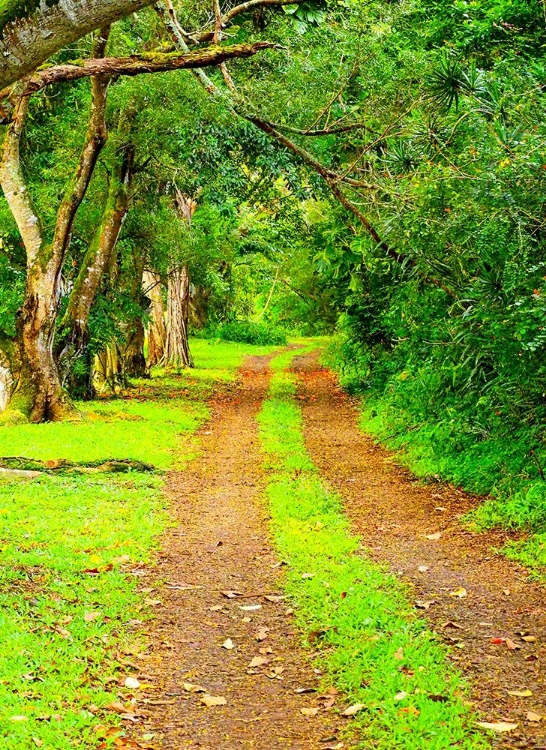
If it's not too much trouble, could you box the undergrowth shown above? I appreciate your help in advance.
[324,338,546,576]
[258,357,488,749]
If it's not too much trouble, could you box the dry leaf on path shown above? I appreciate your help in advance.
[301,573,315,579]
[415,600,435,609]
[183,683,206,693]
[222,638,234,650]
[449,587,467,598]
[425,532,442,540]
[264,595,285,603]
[507,689,532,697]
[418,565,429,573]
[221,590,242,599]
[342,703,366,716]
[248,656,268,668]
[256,628,269,641]
[477,722,518,733]
[300,707,319,716]
[526,712,542,722]
[124,677,141,689]
[106,702,133,715]
[505,638,519,650]
[201,695,227,707]
[239,604,262,611]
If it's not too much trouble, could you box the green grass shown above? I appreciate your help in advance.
[0,338,272,748]
[258,358,488,749]
[357,399,546,576]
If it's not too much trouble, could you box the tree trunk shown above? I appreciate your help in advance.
[123,316,148,377]
[143,270,166,366]
[120,246,149,378]
[58,141,135,397]
[0,36,109,421]
[164,265,193,368]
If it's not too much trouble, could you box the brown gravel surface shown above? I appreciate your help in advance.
[129,355,338,749]
[293,350,546,750]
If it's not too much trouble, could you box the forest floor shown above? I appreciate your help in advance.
[1,341,545,749]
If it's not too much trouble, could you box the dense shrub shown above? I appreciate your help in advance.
[202,321,287,346]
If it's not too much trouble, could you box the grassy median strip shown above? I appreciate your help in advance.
[258,359,487,749]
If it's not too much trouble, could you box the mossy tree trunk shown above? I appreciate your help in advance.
[0,34,109,421]
[58,138,135,398]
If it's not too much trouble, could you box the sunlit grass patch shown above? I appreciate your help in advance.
[0,471,167,749]
[258,362,487,749]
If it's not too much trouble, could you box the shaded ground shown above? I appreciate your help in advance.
[129,355,338,749]
[293,350,546,749]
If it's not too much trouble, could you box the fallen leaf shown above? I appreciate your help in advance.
[323,744,344,750]
[425,532,442,540]
[505,638,519,651]
[201,695,227,707]
[442,621,463,629]
[491,638,505,645]
[522,635,536,643]
[295,687,316,694]
[124,677,141,689]
[256,628,269,641]
[342,703,366,716]
[239,604,262,611]
[394,691,407,701]
[477,722,518,733]
[106,702,133,715]
[418,565,429,573]
[222,638,234,650]
[393,647,404,660]
[221,590,242,599]
[400,706,420,716]
[84,611,102,622]
[507,689,532,697]
[527,712,542,722]
[301,573,315,579]
[449,587,467,598]
[32,739,43,748]
[415,600,435,609]
[300,707,319,716]
[183,683,206,693]
[248,656,268,668]
[264,595,285,603]
[144,599,162,607]
[10,716,28,722]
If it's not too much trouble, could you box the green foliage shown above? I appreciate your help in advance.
[258,354,486,749]
[204,320,287,346]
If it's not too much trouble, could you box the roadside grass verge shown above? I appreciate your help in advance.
[322,343,546,578]
[0,338,269,749]
[258,361,488,749]
[357,401,546,577]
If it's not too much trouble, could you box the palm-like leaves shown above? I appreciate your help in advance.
[427,56,484,111]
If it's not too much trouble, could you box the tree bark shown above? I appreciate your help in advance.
[0,37,109,421]
[164,265,193,368]
[0,0,294,91]
[59,140,135,397]
[142,270,166,366]
[0,0,154,90]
